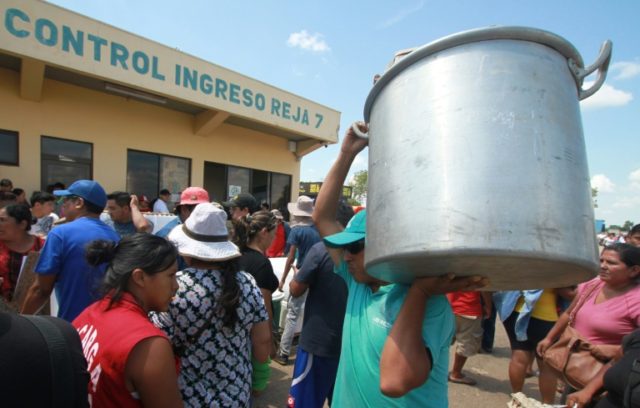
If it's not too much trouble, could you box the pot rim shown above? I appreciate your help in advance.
[364,26,584,121]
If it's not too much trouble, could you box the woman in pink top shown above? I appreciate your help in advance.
[537,243,640,403]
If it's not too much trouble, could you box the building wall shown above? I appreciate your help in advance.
[0,67,300,197]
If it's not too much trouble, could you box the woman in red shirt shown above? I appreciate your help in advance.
[266,209,289,257]
[0,203,44,303]
[73,233,183,408]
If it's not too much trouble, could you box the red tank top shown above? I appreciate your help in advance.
[72,293,176,408]
[446,291,483,317]
[266,223,286,257]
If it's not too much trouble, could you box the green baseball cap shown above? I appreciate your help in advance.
[323,209,366,247]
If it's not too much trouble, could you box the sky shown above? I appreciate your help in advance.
[47,0,640,227]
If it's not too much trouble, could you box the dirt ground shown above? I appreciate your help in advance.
[252,322,549,408]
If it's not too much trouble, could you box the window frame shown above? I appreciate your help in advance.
[203,160,292,209]
[126,148,192,198]
[40,135,94,190]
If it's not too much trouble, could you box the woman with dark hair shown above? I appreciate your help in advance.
[72,233,183,408]
[11,188,27,205]
[233,210,279,394]
[538,243,640,405]
[628,224,640,247]
[0,203,43,302]
[152,203,271,407]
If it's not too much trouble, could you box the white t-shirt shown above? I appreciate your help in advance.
[30,213,60,236]
[153,199,169,213]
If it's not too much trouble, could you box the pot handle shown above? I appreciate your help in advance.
[351,121,369,139]
[569,40,613,100]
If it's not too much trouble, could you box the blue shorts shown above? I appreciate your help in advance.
[287,347,339,408]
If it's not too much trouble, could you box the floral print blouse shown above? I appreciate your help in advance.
[151,267,268,407]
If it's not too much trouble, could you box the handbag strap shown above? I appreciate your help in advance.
[568,281,601,327]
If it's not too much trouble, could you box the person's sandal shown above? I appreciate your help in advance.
[448,373,477,386]
[273,353,289,366]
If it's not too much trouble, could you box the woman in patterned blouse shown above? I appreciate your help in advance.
[152,203,271,407]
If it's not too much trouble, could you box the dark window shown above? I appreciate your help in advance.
[252,170,269,205]
[41,136,93,190]
[203,162,227,203]
[270,172,291,214]
[127,149,191,199]
[127,151,160,199]
[203,161,291,211]
[0,129,19,166]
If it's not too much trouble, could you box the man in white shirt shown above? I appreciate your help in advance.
[153,189,172,213]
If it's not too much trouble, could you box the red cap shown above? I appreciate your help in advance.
[179,187,209,206]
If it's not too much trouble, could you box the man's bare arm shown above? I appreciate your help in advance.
[313,122,368,265]
[130,195,152,233]
[21,274,56,314]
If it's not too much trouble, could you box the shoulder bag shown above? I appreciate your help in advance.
[543,282,610,390]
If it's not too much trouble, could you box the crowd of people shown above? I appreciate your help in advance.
[1,123,640,408]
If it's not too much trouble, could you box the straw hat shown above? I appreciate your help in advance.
[287,195,314,217]
[168,203,240,261]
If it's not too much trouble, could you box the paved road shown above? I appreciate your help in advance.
[253,322,548,408]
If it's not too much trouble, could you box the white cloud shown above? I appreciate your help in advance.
[612,196,640,209]
[286,30,330,53]
[580,83,633,110]
[630,168,640,189]
[612,61,640,80]
[591,174,615,193]
[377,0,425,29]
[593,174,640,225]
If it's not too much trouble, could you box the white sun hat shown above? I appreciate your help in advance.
[287,195,314,217]
[168,203,240,262]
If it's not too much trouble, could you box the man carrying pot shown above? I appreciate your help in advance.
[313,122,487,407]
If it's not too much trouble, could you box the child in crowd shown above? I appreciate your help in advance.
[30,191,59,237]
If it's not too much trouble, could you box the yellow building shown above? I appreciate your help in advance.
[0,0,340,210]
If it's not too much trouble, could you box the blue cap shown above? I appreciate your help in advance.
[53,180,107,209]
[323,210,366,247]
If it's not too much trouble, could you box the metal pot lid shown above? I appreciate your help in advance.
[364,26,584,121]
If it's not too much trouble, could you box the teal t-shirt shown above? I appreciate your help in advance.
[332,261,454,407]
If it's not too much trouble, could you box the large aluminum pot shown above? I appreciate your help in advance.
[363,26,612,290]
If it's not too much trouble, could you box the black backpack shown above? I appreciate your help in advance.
[625,359,640,408]
[23,315,88,408]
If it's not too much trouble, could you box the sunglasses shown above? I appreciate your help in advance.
[344,240,365,254]
[57,195,78,204]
